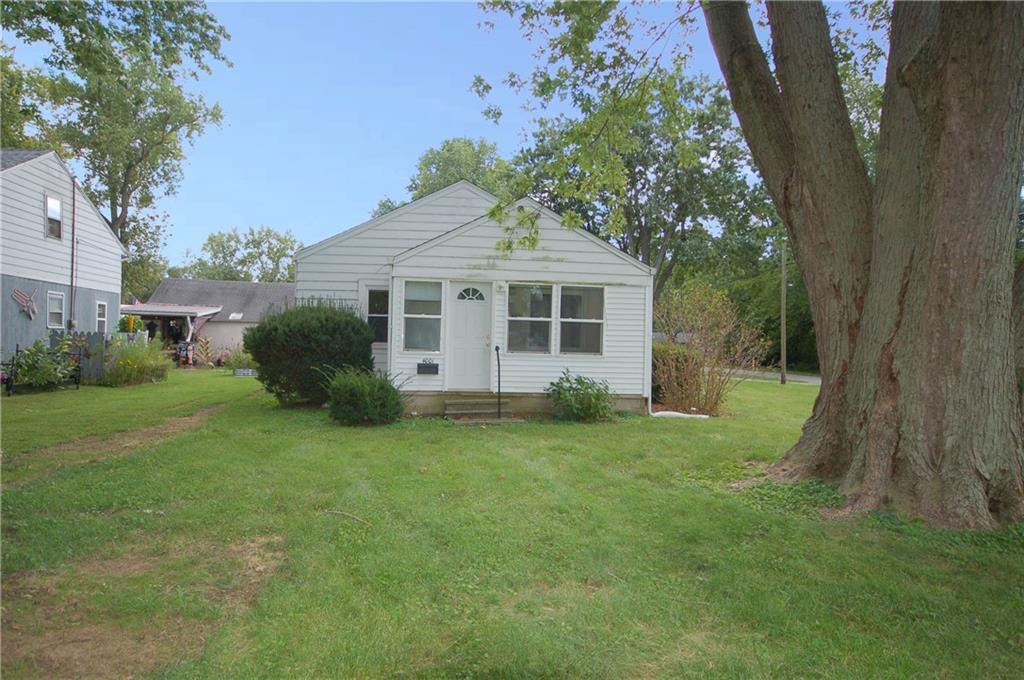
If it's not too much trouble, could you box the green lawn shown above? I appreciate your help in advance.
[2,372,1021,678]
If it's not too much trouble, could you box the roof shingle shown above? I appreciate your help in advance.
[147,279,295,323]
[1,148,52,171]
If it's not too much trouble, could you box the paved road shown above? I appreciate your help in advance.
[734,369,821,385]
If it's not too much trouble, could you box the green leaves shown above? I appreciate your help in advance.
[175,227,303,283]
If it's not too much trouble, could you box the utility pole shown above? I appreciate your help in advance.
[780,236,787,385]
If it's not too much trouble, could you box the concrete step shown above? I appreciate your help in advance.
[444,398,509,407]
[445,407,504,417]
[451,416,525,425]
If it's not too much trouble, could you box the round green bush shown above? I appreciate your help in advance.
[545,369,615,422]
[243,304,374,404]
[326,367,404,425]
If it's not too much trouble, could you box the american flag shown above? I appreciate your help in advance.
[11,288,37,320]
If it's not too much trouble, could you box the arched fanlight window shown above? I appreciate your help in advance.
[457,287,485,301]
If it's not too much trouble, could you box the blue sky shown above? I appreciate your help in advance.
[7,2,725,262]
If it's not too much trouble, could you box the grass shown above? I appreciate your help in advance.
[2,372,1022,677]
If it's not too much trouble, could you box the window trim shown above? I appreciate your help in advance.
[506,282,554,354]
[366,287,390,345]
[558,285,605,356]
[402,280,443,354]
[44,193,62,240]
[96,301,108,334]
[46,291,65,329]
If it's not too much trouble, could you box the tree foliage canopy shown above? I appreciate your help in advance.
[171,227,302,283]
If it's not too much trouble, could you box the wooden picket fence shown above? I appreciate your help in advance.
[49,331,146,384]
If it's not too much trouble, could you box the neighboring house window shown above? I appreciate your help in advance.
[560,286,604,354]
[47,291,64,328]
[507,284,552,353]
[96,302,107,333]
[403,281,441,351]
[45,195,62,239]
[367,289,389,343]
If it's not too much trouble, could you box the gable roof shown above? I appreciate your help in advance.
[295,180,499,259]
[1,148,52,171]
[1,148,128,256]
[147,278,295,323]
[392,196,654,275]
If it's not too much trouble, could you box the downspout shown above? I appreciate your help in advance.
[68,174,78,329]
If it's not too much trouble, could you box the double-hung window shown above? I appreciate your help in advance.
[96,302,108,333]
[559,286,604,354]
[403,281,441,351]
[507,284,552,353]
[367,289,389,343]
[45,195,62,239]
[47,291,64,329]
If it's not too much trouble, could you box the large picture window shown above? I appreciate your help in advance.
[404,281,441,351]
[560,286,603,354]
[507,284,552,353]
[367,289,389,343]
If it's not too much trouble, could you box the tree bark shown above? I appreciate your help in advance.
[703,1,866,479]
[704,0,1024,528]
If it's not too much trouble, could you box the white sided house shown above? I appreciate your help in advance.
[295,181,653,415]
[1,149,126,358]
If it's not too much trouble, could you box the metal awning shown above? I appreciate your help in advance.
[119,303,222,319]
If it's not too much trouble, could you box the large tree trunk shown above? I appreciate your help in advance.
[704,0,1024,528]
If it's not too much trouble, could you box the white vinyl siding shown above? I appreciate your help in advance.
[47,291,64,329]
[294,183,497,304]
[391,204,653,396]
[1,153,122,295]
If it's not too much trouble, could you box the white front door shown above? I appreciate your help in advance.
[449,282,492,390]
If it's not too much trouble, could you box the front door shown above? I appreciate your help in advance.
[449,282,492,390]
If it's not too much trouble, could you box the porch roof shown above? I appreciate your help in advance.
[119,302,222,319]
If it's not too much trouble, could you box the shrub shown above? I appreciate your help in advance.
[101,337,173,386]
[652,341,703,410]
[118,314,143,333]
[545,369,615,422]
[244,304,374,404]
[223,345,258,370]
[653,283,769,416]
[325,367,404,425]
[11,338,76,389]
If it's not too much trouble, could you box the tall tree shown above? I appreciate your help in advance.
[520,67,754,299]
[483,1,1024,528]
[372,137,518,216]
[173,227,302,283]
[0,47,50,148]
[121,211,170,301]
[45,52,222,240]
[2,0,229,301]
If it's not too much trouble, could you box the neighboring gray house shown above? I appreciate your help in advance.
[1,149,126,358]
[130,278,295,354]
[294,180,654,414]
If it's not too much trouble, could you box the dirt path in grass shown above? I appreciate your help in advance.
[1,535,283,678]
[2,404,227,487]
